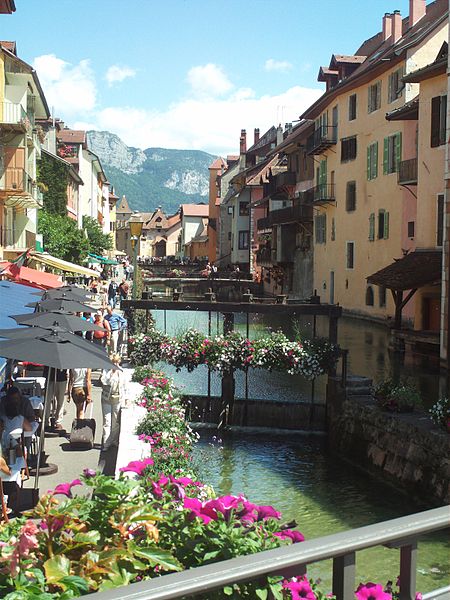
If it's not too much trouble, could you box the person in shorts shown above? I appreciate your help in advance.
[68,368,92,419]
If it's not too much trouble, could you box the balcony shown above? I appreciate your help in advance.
[398,158,417,185]
[301,184,336,205]
[275,171,296,187]
[257,203,313,230]
[257,216,271,231]
[256,246,273,266]
[306,125,337,155]
[0,102,33,134]
[0,168,43,208]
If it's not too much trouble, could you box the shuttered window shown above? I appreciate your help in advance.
[331,217,336,241]
[346,181,356,212]
[388,67,404,103]
[367,142,378,180]
[346,242,354,269]
[437,194,444,246]
[378,210,389,240]
[314,214,327,244]
[348,94,357,121]
[369,213,375,241]
[341,136,357,162]
[368,81,381,113]
[431,95,447,147]
[383,133,402,174]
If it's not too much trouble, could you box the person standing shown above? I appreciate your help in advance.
[43,368,68,430]
[104,306,127,353]
[118,279,129,306]
[108,280,119,308]
[100,353,127,450]
[92,313,111,349]
[68,368,92,420]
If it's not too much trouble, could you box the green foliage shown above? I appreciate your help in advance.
[38,211,89,263]
[373,379,422,413]
[82,216,113,256]
[37,152,70,216]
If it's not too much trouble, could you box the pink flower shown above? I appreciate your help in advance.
[183,497,218,524]
[119,458,154,476]
[255,504,281,521]
[275,529,305,543]
[9,520,39,576]
[52,479,82,498]
[355,583,392,600]
[283,576,316,600]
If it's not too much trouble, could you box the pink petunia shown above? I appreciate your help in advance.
[52,479,82,498]
[119,458,154,476]
[355,582,392,600]
[282,576,316,600]
[275,529,305,543]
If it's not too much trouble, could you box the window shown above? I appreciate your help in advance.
[365,286,374,306]
[367,142,378,180]
[239,201,249,216]
[379,286,386,308]
[369,213,375,241]
[341,136,357,162]
[332,104,338,140]
[383,133,402,174]
[346,242,354,269]
[431,95,447,147]
[407,221,415,239]
[348,94,357,121]
[227,206,233,215]
[368,81,381,113]
[437,194,444,246]
[388,67,404,103]
[228,231,232,241]
[315,214,327,244]
[346,181,356,212]
[331,217,336,241]
[378,210,389,239]
[238,230,249,250]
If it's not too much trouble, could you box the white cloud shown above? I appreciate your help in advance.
[90,84,322,155]
[105,64,136,87]
[33,54,97,115]
[264,58,293,73]
[187,63,233,98]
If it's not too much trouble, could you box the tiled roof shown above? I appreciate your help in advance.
[57,129,86,145]
[209,157,227,169]
[385,96,419,121]
[331,54,366,65]
[246,126,277,154]
[116,195,131,214]
[367,250,442,291]
[166,213,181,228]
[181,203,209,217]
[0,41,16,53]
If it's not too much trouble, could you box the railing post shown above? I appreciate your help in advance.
[332,552,355,600]
[399,541,417,600]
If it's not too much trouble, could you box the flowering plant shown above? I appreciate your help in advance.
[429,396,450,430]
[374,380,422,413]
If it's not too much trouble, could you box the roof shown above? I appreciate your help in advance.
[367,250,442,291]
[209,157,227,170]
[57,129,86,145]
[403,45,447,83]
[0,280,34,374]
[275,119,314,153]
[181,203,209,217]
[385,96,419,121]
[0,40,16,53]
[0,1,16,13]
[246,126,277,154]
[331,54,366,64]
[302,0,448,120]
[166,213,181,228]
[116,195,131,214]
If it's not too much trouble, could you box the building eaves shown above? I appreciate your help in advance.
[402,56,447,83]
[385,96,419,121]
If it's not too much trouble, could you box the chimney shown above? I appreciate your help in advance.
[276,124,283,147]
[254,128,260,145]
[392,10,402,43]
[240,129,247,154]
[409,0,426,27]
[382,13,392,41]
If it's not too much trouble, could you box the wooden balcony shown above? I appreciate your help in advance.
[306,125,337,155]
[398,158,418,185]
[0,168,43,208]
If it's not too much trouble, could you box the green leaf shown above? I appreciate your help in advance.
[203,550,221,561]
[43,555,70,587]
[269,581,284,600]
[255,589,268,600]
[73,531,101,545]
[60,576,90,594]
[223,586,234,596]
[130,543,183,572]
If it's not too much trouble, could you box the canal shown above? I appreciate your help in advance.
[147,306,448,593]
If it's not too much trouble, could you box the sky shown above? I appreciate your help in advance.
[4,0,413,155]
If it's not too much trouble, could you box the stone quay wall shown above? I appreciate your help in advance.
[327,379,449,506]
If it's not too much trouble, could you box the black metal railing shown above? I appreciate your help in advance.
[257,203,313,230]
[256,246,272,265]
[301,183,336,204]
[306,125,337,155]
[398,158,418,185]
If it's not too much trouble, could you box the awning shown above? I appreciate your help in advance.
[29,252,98,277]
[113,250,126,256]
[0,261,62,289]
[88,253,119,266]
[367,250,442,291]
[4,194,43,209]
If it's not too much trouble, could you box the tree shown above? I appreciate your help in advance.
[37,152,69,215]
[38,211,89,263]
[82,216,113,256]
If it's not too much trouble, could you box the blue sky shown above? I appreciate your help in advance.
[5,0,412,154]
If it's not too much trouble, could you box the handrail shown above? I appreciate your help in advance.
[85,506,449,600]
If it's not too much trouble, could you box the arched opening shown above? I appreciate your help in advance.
[365,286,374,306]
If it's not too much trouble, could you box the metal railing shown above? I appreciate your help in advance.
[398,158,418,185]
[0,102,33,133]
[300,183,336,204]
[0,167,33,193]
[307,125,337,155]
[86,506,448,600]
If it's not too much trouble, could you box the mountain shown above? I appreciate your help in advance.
[87,130,216,215]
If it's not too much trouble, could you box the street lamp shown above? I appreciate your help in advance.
[129,212,143,299]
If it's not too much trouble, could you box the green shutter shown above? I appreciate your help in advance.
[388,73,392,103]
[394,132,402,172]
[383,137,389,174]
[369,213,375,241]
[374,142,378,178]
[367,145,371,180]
[384,211,390,239]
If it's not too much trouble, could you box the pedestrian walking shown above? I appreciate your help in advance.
[108,280,119,308]
[92,313,111,349]
[68,368,92,420]
[118,279,129,306]
[43,367,68,430]
[100,353,127,451]
[104,306,127,353]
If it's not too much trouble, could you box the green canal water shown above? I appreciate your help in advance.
[149,306,448,593]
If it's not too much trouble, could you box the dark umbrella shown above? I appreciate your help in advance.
[11,311,102,332]
[0,326,108,356]
[25,298,96,313]
[32,286,93,300]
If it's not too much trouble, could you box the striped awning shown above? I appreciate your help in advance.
[29,252,98,277]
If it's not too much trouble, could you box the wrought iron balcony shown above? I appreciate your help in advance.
[256,246,273,266]
[257,203,313,230]
[398,158,417,185]
[306,125,337,155]
[301,184,336,205]
[257,216,271,231]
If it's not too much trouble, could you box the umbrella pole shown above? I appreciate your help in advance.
[34,366,53,489]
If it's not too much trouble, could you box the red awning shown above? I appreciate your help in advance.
[0,262,63,290]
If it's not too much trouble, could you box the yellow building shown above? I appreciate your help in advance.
[0,41,49,259]
[300,0,448,325]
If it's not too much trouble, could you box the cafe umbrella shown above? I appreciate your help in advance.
[11,310,103,332]
[25,298,96,313]
[32,286,93,300]
[0,330,117,494]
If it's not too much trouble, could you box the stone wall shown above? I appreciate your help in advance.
[327,379,449,505]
